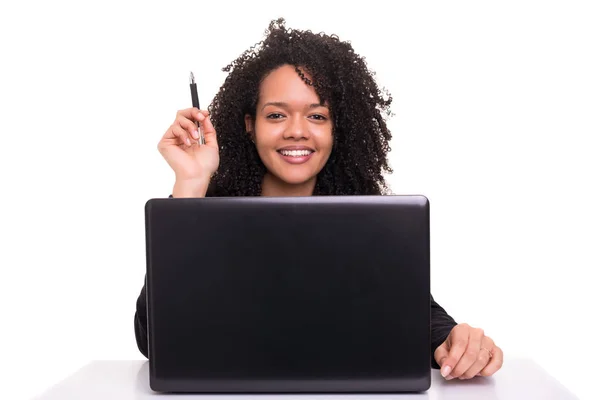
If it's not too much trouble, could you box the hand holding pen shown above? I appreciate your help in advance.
[156,72,220,197]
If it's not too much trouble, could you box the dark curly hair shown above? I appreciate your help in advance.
[207,18,394,196]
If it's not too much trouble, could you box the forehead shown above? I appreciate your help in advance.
[258,65,322,106]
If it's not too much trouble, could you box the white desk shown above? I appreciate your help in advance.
[33,358,578,399]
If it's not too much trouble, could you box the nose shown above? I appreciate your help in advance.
[283,115,309,140]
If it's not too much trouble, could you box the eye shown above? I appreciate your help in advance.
[267,113,285,119]
[309,114,328,121]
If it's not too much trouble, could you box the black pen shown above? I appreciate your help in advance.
[189,72,205,145]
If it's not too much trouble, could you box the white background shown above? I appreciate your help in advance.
[1,1,598,399]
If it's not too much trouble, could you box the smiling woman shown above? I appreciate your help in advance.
[137,17,504,381]
[156,17,395,198]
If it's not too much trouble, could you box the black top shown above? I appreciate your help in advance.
[134,186,458,369]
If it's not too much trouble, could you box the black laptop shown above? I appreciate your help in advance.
[144,195,431,393]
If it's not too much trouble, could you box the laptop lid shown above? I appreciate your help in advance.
[144,195,431,393]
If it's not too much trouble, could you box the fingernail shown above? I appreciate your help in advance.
[186,138,191,146]
[441,366,451,378]
[197,113,205,120]
[446,375,455,381]
[192,130,199,139]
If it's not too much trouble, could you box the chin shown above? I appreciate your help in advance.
[281,175,316,186]
[272,170,317,186]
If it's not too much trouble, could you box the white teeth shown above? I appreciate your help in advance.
[280,150,312,157]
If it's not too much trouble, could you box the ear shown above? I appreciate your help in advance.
[244,114,254,134]
[245,114,256,142]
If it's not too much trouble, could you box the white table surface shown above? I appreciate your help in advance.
[33,357,578,399]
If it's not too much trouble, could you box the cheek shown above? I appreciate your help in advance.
[254,122,280,145]
[316,127,334,152]
[253,125,277,161]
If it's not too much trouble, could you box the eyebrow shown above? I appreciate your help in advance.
[261,102,328,111]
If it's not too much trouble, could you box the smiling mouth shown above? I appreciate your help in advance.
[277,149,314,157]
[276,149,315,165]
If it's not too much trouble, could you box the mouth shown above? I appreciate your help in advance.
[276,148,315,164]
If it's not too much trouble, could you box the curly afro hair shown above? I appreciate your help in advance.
[207,18,394,196]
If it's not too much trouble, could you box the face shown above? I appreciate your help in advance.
[245,65,333,190]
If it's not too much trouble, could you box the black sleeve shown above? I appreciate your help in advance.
[430,293,458,369]
[134,276,149,359]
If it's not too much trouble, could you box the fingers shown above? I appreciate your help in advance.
[449,326,484,379]
[437,324,469,380]
[434,342,450,375]
[171,125,194,147]
[160,108,212,150]
[459,336,494,379]
[437,324,503,382]
[175,108,216,147]
[175,114,200,142]
[156,123,192,152]
[479,345,504,377]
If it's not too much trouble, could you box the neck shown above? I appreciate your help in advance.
[261,173,316,197]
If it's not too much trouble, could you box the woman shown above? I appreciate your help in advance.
[135,18,503,381]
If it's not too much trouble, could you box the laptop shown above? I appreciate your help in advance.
[144,195,431,393]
